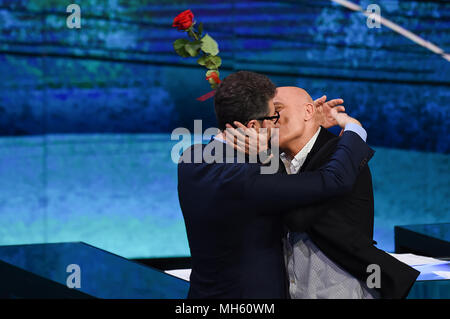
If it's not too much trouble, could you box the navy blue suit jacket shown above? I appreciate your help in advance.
[177,131,374,298]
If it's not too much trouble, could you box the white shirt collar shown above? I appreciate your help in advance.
[280,127,321,174]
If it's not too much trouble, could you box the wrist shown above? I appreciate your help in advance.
[346,118,361,127]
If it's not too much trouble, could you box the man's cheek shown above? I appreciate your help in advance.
[279,125,289,140]
[281,116,290,128]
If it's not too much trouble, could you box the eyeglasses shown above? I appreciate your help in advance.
[255,110,280,125]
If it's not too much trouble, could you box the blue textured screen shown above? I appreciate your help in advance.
[0,0,448,258]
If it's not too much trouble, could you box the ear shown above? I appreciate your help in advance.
[246,119,260,128]
[304,103,315,121]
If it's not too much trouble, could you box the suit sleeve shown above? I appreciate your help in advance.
[283,202,330,233]
[244,130,375,214]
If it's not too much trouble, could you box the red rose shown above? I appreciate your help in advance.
[172,9,194,31]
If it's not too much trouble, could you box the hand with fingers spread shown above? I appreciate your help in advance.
[314,95,346,129]
[224,121,270,156]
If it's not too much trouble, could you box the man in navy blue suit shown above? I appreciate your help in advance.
[177,71,374,298]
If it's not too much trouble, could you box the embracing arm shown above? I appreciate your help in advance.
[244,129,374,214]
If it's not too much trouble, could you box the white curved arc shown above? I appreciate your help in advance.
[331,0,450,62]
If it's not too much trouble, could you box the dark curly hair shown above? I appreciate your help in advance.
[214,71,276,130]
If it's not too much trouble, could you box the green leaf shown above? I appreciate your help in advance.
[173,39,190,57]
[184,40,202,57]
[197,55,208,66]
[201,34,219,56]
[198,56,222,69]
[204,56,222,69]
[198,22,203,36]
[174,39,188,51]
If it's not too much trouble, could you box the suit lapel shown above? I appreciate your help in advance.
[299,127,338,173]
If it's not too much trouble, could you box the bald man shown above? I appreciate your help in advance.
[275,87,419,299]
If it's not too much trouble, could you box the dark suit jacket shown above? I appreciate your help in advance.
[283,127,420,299]
[178,131,374,298]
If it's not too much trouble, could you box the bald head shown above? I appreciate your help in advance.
[274,86,313,107]
[274,86,319,156]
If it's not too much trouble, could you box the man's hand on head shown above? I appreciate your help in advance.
[330,107,362,129]
[223,121,270,156]
[314,95,345,129]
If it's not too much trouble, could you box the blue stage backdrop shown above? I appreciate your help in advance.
[0,0,448,258]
